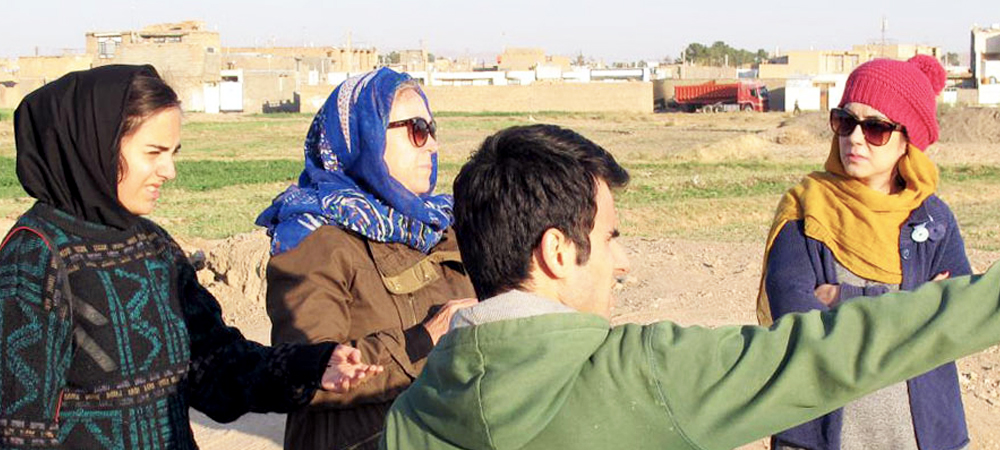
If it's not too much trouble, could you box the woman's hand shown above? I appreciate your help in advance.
[815,272,949,307]
[320,344,384,393]
[814,284,840,306]
[423,298,478,344]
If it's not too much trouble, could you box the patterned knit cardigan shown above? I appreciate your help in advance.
[0,202,335,449]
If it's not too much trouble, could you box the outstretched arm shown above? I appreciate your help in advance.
[652,262,1000,450]
[177,260,337,423]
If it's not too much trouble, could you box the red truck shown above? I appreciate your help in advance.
[673,80,770,112]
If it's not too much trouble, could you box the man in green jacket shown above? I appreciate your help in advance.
[381,124,1000,450]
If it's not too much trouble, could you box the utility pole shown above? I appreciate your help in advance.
[420,38,427,72]
[880,16,888,58]
[346,31,353,73]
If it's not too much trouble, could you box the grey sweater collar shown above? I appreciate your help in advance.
[450,290,575,329]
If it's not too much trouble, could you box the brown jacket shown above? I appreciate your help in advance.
[267,225,474,450]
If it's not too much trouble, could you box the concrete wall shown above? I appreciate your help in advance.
[291,79,653,114]
[419,82,652,113]
[956,88,979,105]
[2,55,93,108]
[273,82,654,114]
[299,84,337,112]
[979,84,1000,105]
[0,83,16,109]
[758,63,794,79]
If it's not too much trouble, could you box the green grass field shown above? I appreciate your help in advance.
[2,111,1000,248]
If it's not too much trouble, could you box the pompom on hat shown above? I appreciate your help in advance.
[838,54,947,151]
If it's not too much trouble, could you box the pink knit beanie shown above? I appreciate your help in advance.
[838,54,946,151]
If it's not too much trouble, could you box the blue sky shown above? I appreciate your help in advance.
[3,1,994,62]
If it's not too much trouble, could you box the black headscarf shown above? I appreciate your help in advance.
[14,64,159,230]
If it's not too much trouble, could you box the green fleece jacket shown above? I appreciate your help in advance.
[382,263,1000,450]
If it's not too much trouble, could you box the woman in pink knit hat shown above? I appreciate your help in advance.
[756,55,973,450]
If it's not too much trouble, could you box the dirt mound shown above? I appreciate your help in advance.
[938,107,1000,144]
[0,219,13,237]
[689,134,775,162]
[767,126,824,146]
[689,127,827,163]
[777,111,830,140]
[182,230,273,327]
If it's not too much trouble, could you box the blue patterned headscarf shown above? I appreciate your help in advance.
[256,68,453,255]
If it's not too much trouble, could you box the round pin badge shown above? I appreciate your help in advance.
[911,224,929,243]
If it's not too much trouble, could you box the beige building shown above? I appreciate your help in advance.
[972,25,1000,86]
[395,49,429,72]
[3,19,380,113]
[223,46,378,73]
[432,56,480,73]
[656,64,739,80]
[1,58,17,109]
[3,19,381,113]
[0,54,92,109]
[87,21,222,112]
[851,43,941,61]
[497,48,544,70]
[759,43,941,79]
[496,48,572,72]
[220,45,378,113]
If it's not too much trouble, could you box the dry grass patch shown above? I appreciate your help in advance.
[152,181,292,239]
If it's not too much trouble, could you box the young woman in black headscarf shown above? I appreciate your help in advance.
[0,65,381,449]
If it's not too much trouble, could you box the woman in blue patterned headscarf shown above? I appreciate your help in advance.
[257,68,454,255]
[258,68,476,450]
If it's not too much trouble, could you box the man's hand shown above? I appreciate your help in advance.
[320,344,384,393]
[423,298,478,344]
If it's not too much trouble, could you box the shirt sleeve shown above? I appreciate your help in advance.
[648,262,1000,450]
[176,257,335,424]
[0,228,73,448]
[765,221,830,317]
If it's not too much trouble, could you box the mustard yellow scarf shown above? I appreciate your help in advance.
[756,139,939,326]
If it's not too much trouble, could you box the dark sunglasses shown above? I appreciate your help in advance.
[829,108,905,147]
[387,117,437,148]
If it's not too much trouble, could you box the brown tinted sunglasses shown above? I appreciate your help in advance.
[829,108,905,146]
[387,117,437,148]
